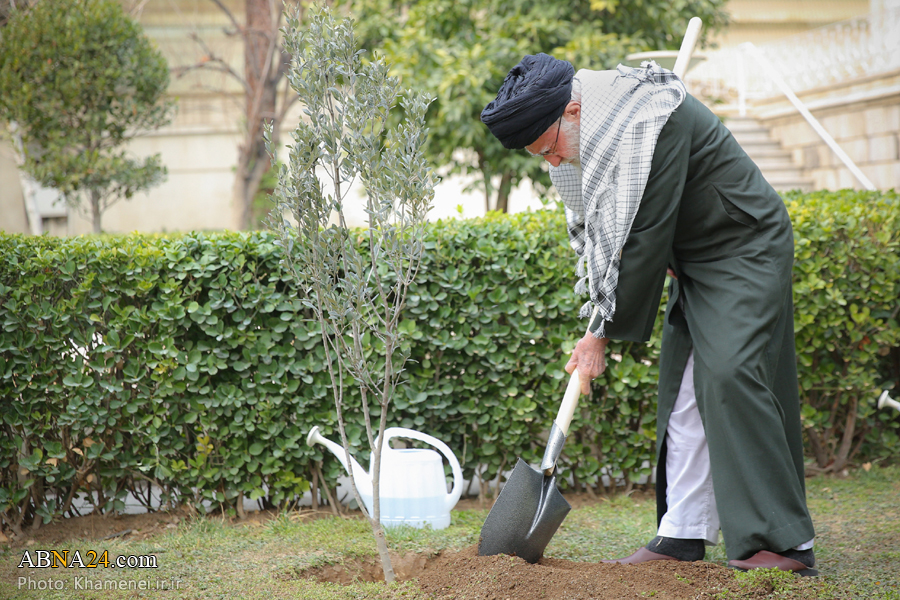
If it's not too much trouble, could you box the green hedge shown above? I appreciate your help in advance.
[1,190,898,531]
[787,189,900,472]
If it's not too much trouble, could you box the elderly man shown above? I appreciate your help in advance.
[481,54,817,575]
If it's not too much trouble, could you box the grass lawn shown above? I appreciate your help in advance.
[1,465,898,599]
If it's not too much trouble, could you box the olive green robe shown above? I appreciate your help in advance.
[589,93,816,561]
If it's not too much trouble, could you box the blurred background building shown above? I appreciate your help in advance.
[1,0,896,235]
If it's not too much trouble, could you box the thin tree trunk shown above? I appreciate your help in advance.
[491,457,507,502]
[805,427,829,469]
[90,190,102,234]
[310,468,319,511]
[833,395,858,473]
[236,490,246,520]
[314,464,340,516]
[368,345,395,584]
[235,0,280,230]
[477,151,492,213]
[477,464,488,507]
[372,522,394,583]
[495,171,513,213]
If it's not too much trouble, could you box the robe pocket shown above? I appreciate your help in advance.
[709,182,759,230]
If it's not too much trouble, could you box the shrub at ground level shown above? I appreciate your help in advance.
[1,190,897,531]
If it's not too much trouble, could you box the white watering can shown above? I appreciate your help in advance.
[306,426,463,529]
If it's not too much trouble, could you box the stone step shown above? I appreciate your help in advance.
[753,157,798,170]
[764,168,806,180]
[722,118,763,133]
[757,164,805,177]
[722,117,813,192]
[763,176,815,192]
[730,130,776,144]
[734,139,785,153]
[746,148,794,160]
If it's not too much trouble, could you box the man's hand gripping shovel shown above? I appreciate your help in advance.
[476,17,703,564]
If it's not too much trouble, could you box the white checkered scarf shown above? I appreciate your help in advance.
[549,62,685,338]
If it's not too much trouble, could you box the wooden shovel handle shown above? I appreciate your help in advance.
[555,367,583,436]
[672,17,702,79]
[553,307,599,436]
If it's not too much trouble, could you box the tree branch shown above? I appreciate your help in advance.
[175,32,251,94]
[209,0,244,35]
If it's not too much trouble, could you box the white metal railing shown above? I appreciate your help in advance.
[738,42,876,191]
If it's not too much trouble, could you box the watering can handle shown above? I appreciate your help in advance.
[380,427,464,511]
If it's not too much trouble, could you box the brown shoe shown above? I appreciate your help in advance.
[602,547,681,564]
[728,550,818,577]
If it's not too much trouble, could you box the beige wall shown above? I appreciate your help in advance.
[65,130,243,235]
[0,104,246,235]
[0,143,29,234]
[0,0,886,236]
[715,0,871,47]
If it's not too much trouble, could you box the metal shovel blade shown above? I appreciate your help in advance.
[477,457,571,564]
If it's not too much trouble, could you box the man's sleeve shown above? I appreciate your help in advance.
[589,114,690,342]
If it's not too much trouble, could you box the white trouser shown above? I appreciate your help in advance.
[657,350,814,551]
[657,351,720,544]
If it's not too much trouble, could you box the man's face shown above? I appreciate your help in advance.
[524,102,580,167]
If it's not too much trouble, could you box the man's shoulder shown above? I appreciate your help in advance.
[668,93,722,132]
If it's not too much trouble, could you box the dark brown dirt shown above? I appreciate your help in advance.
[2,510,186,547]
[293,545,810,599]
[413,545,744,600]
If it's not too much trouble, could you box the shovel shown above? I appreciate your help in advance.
[478,308,601,564]
[477,19,703,564]
[476,342,587,563]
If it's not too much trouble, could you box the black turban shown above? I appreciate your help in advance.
[481,54,575,150]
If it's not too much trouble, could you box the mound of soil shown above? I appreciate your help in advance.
[298,545,777,599]
[414,546,759,600]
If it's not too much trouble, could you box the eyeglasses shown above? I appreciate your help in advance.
[528,115,563,157]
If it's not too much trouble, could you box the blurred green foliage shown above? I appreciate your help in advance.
[0,0,173,232]
[344,0,729,211]
[786,189,900,472]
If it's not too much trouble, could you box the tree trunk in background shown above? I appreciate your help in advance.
[234,0,279,230]
[495,170,513,214]
[477,150,512,214]
[90,190,102,234]
[478,152,492,213]
[832,395,859,473]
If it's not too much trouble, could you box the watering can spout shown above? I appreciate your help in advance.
[878,390,900,412]
[306,426,373,497]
